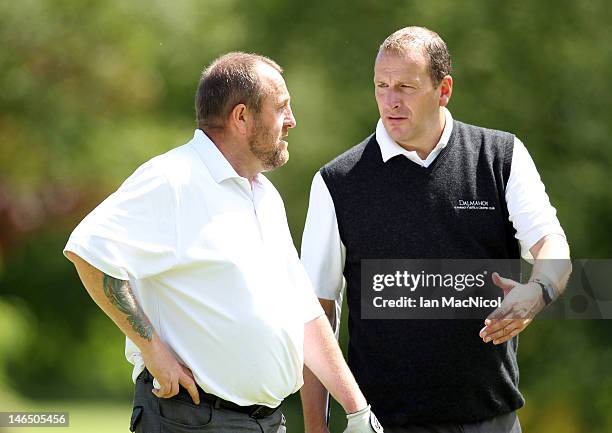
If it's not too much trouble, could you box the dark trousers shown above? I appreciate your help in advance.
[384,412,521,433]
[130,370,286,433]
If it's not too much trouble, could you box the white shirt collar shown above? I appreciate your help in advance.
[191,129,260,184]
[376,107,454,167]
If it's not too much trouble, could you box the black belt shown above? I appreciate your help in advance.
[200,390,279,419]
[142,369,279,419]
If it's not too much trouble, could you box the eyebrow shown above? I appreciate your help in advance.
[373,78,417,85]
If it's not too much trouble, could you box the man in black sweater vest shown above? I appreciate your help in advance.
[300,27,572,433]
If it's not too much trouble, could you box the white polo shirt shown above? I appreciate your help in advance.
[301,108,566,301]
[64,129,323,407]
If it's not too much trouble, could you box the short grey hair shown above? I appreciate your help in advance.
[378,26,452,85]
[195,52,283,129]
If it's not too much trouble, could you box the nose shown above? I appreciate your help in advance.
[385,91,401,110]
[285,106,297,129]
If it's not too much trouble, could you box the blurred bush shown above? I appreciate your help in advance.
[0,297,34,405]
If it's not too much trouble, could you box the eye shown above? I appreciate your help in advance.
[376,83,388,88]
[400,84,415,89]
[277,99,291,111]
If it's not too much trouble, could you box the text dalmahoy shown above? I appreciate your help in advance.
[453,199,495,210]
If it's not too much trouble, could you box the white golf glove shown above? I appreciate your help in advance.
[343,405,383,433]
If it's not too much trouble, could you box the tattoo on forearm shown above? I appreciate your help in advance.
[102,274,153,341]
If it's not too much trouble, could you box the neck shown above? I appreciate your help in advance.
[202,127,261,182]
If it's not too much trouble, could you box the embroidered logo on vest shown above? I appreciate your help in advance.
[454,199,495,211]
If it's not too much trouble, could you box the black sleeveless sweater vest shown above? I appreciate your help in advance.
[320,120,524,425]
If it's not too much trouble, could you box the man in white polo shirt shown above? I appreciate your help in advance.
[64,52,382,433]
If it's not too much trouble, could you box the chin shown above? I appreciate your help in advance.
[386,124,406,137]
[278,150,289,166]
[389,128,414,144]
[388,133,406,144]
[263,150,289,172]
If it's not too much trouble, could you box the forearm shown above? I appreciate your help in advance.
[528,234,572,294]
[66,251,200,402]
[301,366,330,432]
[301,299,336,431]
[66,251,158,353]
[304,315,366,415]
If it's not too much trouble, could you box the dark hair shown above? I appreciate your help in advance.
[195,52,283,129]
[378,26,452,85]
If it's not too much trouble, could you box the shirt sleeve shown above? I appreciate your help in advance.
[300,171,346,301]
[506,137,566,259]
[291,255,326,323]
[63,160,177,280]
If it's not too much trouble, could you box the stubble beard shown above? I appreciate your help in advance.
[248,119,289,172]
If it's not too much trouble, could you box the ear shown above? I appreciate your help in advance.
[228,103,250,135]
[438,75,453,107]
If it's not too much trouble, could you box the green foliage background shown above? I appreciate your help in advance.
[1,1,611,432]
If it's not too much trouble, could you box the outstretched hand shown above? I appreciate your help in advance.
[479,272,545,345]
